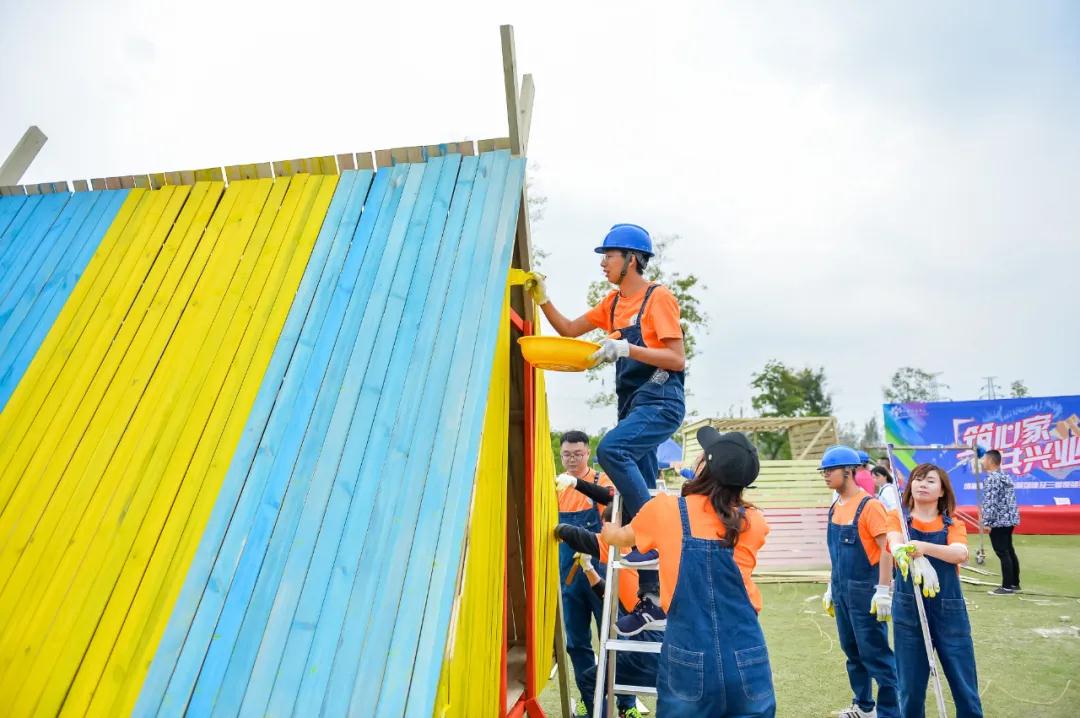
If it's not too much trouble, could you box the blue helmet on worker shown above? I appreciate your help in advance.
[818,444,862,471]
[595,223,654,256]
[857,450,870,465]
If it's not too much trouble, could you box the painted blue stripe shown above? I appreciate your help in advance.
[235,155,458,718]
[0,195,30,245]
[367,153,523,716]
[137,171,372,717]
[214,159,441,717]
[0,193,71,306]
[0,195,42,279]
[260,154,468,718]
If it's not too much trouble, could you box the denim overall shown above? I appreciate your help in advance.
[595,285,685,597]
[656,499,776,717]
[827,496,899,717]
[559,470,609,702]
[893,514,982,718]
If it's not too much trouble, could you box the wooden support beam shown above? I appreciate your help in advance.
[355,152,375,170]
[0,185,26,196]
[518,74,535,153]
[224,162,273,182]
[148,173,167,190]
[0,125,48,185]
[90,178,108,191]
[37,181,70,194]
[478,137,512,153]
[336,153,356,171]
[72,180,90,193]
[500,26,524,157]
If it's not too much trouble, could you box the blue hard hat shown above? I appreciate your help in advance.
[819,444,862,471]
[595,223,653,256]
[857,450,870,464]
[680,467,695,480]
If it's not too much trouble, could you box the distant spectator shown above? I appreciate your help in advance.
[854,450,877,495]
[872,465,900,512]
[981,449,1021,595]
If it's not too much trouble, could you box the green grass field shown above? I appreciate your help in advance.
[540,535,1080,717]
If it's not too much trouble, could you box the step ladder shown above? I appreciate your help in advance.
[592,485,670,717]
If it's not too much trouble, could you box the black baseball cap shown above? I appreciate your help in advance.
[696,427,760,487]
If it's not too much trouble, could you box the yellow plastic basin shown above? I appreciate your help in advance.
[517,336,600,372]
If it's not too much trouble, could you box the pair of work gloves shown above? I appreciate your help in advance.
[522,272,629,365]
[821,543,942,622]
[822,584,894,623]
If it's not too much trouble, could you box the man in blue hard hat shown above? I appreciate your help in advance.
[820,444,899,718]
[526,223,685,636]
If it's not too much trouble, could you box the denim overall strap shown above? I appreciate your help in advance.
[657,498,776,717]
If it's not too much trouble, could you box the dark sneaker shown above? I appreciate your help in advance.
[616,596,667,636]
[621,548,659,568]
[988,587,1014,596]
[1007,585,1022,592]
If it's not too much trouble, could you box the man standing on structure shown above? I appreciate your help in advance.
[526,224,686,635]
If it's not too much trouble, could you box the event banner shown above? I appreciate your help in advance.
[883,395,1080,506]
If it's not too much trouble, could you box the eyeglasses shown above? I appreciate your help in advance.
[561,451,587,460]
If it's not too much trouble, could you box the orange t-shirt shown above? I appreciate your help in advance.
[597,536,641,613]
[886,513,968,547]
[830,491,889,565]
[584,285,682,349]
[630,494,768,614]
[557,469,614,515]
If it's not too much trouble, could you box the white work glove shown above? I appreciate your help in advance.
[910,557,941,598]
[870,584,893,622]
[555,473,576,492]
[822,585,834,617]
[522,271,548,305]
[576,553,595,575]
[589,338,630,365]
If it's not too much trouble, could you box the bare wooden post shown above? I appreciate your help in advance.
[0,126,48,186]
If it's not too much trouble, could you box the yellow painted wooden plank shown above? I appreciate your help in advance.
[92,174,338,718]
[0,189,154,502]
[0,186,187,502]
[3,181,272,713]
[0,186,209,651]
[48,176,294,717]
[0,185,217,691]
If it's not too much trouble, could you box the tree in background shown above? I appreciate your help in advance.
[526,161,548,268]
[1010,380,1030,398]
[584,234,706,408]
[883,367,948,403]
[860,416,882,450]
[749,360,834,459]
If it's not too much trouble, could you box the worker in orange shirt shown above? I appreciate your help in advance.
[820,445,898,718]
[527,224,686,637]
[555,431,618,714]
[600,428,775,717]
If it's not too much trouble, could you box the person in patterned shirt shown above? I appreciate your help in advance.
[981,449,1022,594]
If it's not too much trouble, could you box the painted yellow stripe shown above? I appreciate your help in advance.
[95,174,338,718]
[434,291,510,717]
[0,185,203,668]
[0,174,337,716]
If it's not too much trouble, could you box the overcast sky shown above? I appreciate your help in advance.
[3,1,1078,435]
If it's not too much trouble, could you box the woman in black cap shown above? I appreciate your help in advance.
[601,427,776,717]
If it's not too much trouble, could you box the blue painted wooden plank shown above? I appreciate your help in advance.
[184,164,424,717]
[318,150,508,716]
[0,191,101,353]
[0,190,132,409]
[290,153,485,715]
[0,195,41,279]
[133,171,375,717]
[397,157,526,717]
[235,156,456,717]
[0,196,29,245]
[260,154,467,718]
[0,193,70,306]
[218,159,441,716]
[358,152,521,716]
[146,170,370,716]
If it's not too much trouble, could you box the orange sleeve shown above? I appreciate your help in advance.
[584,292,615,332]
[947,521,968,545]
[629,494,670,554]
[645,287,683,342]
[733,508,769,613]
[885,511,902,535]
[861,499,889,538]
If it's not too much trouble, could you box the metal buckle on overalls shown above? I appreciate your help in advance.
[649,369,670,384]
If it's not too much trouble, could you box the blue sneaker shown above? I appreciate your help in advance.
[616,596,667,636]
[621,548,659,568]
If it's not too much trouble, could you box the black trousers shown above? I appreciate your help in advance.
[989,526,1021,588]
